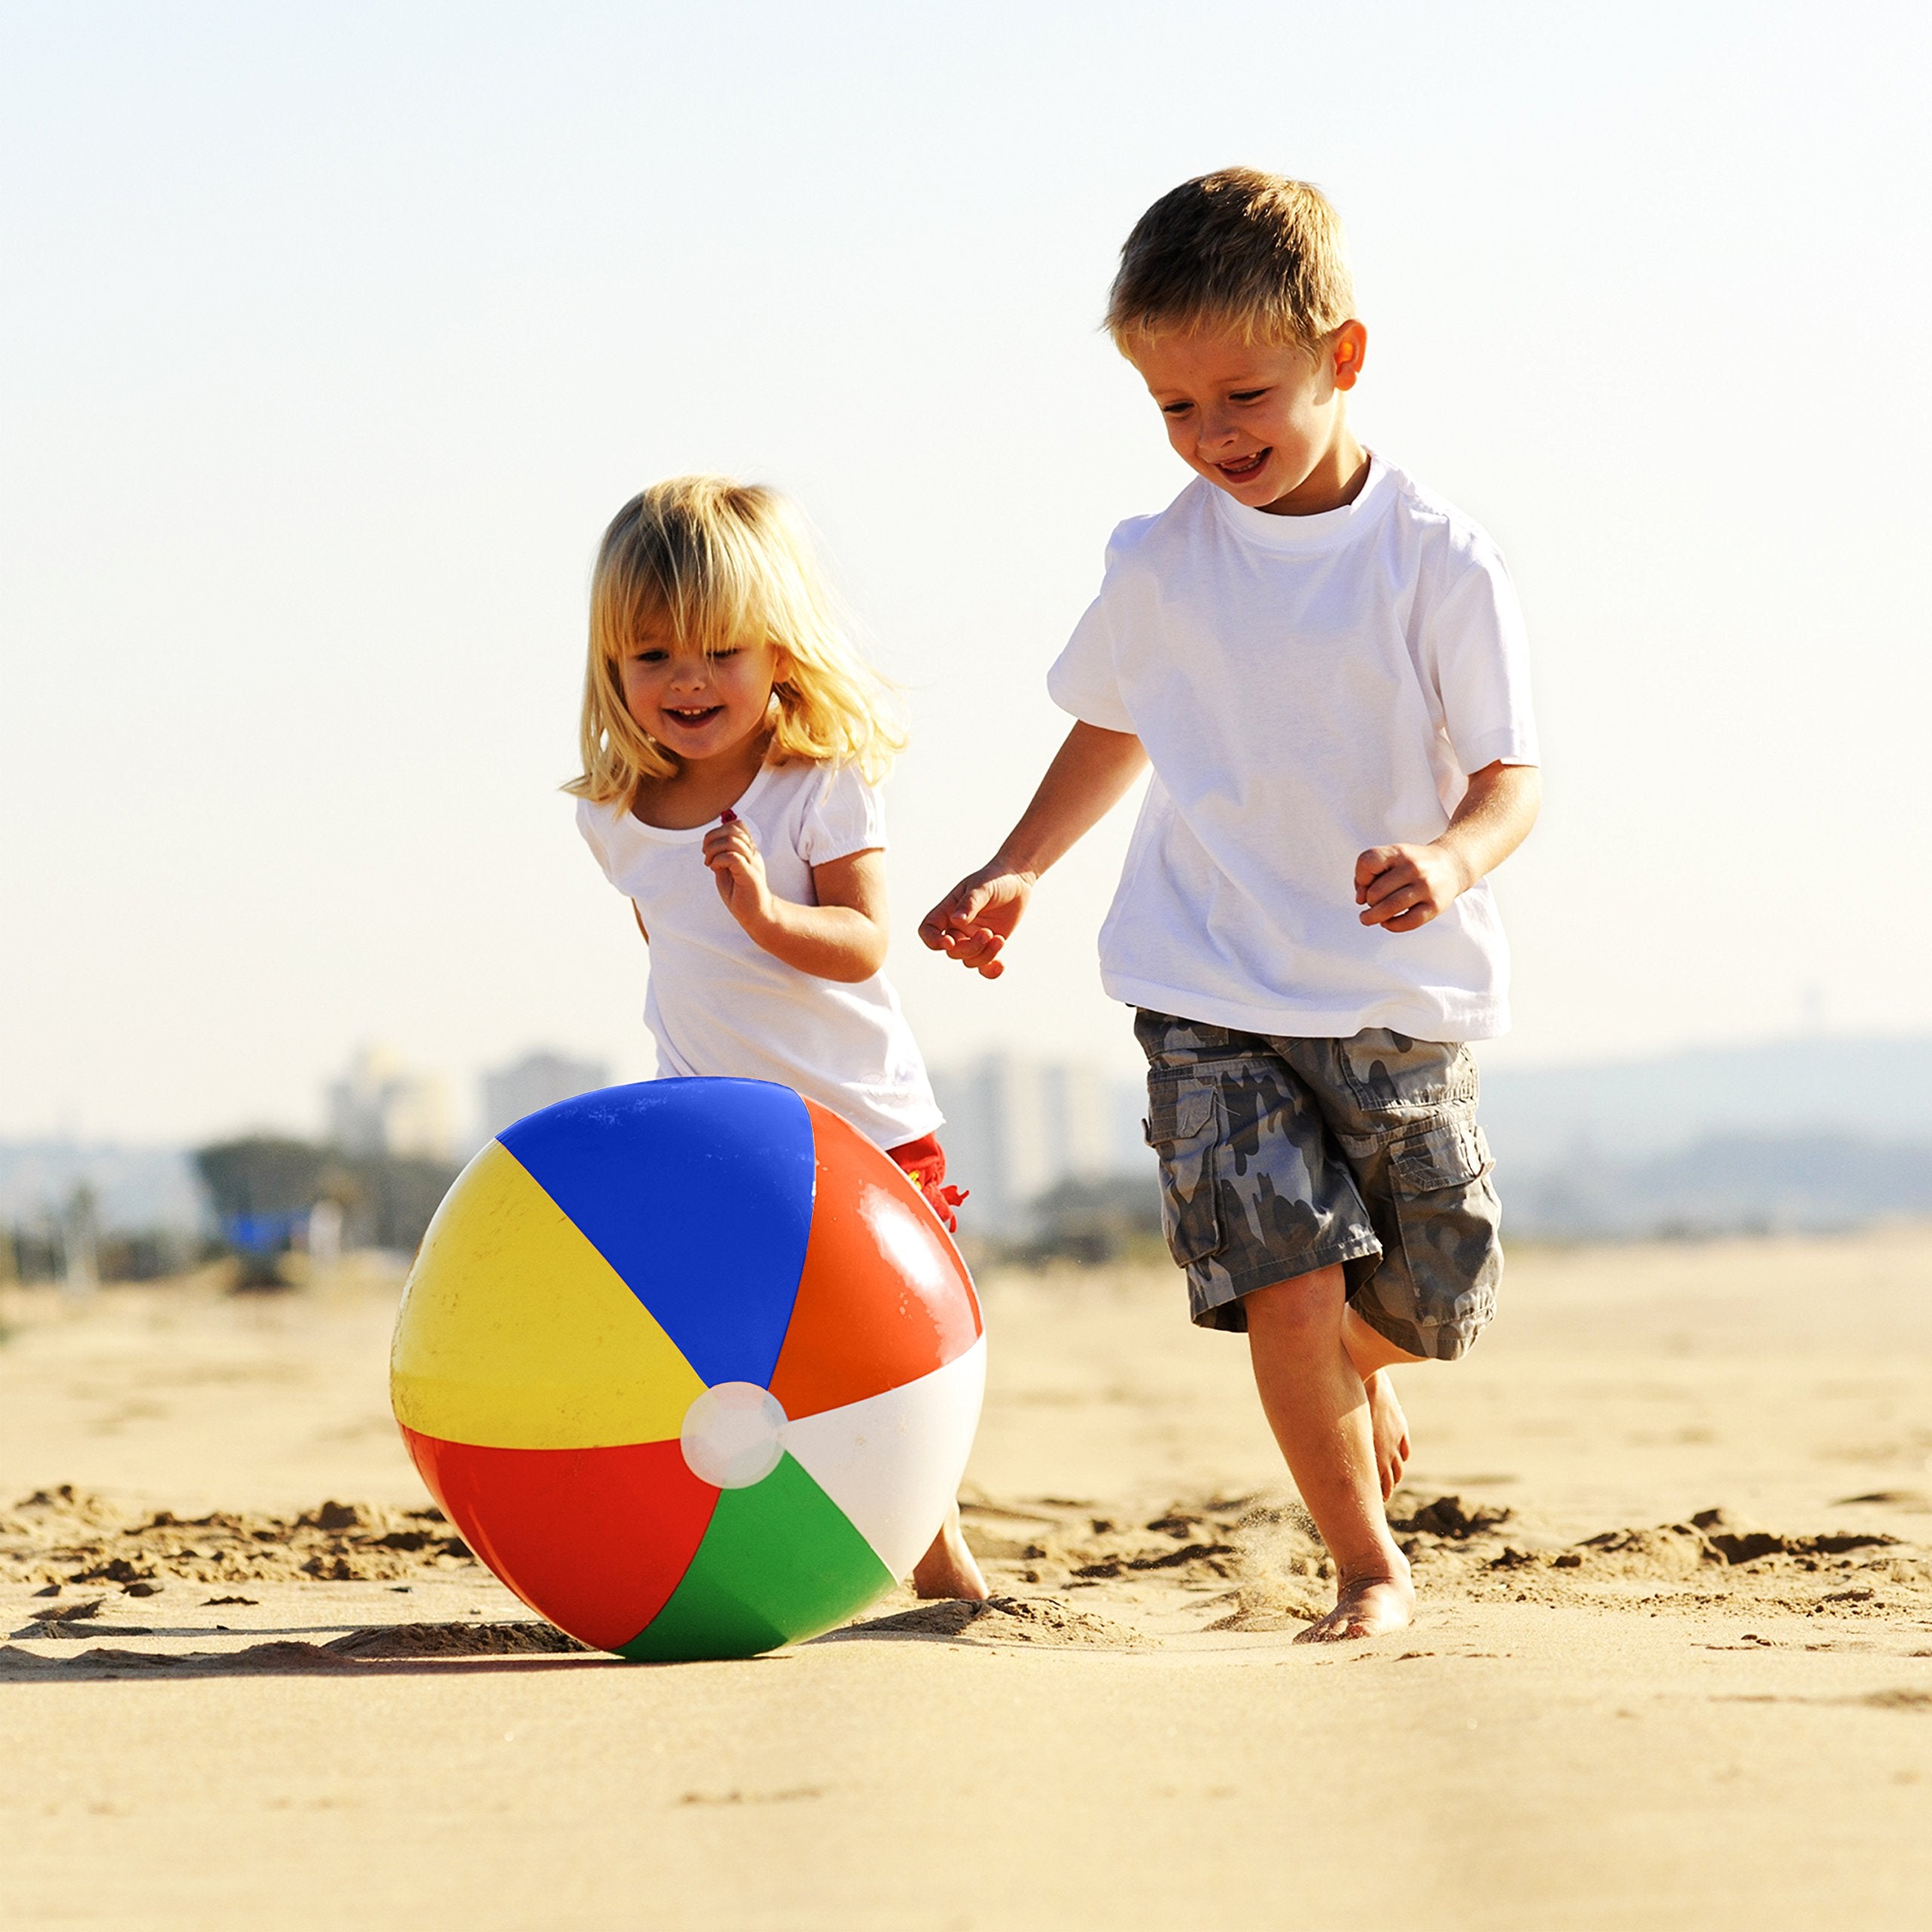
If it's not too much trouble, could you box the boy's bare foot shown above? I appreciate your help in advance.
[1294,1563,1415,1644]
[911,1505,988,1601]
[1364,1369,1411,1500]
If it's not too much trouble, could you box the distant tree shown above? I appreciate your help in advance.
[351,1152,459,1252]
[194,1138,329,1220]
[193,1134,457,1280]
[1010,1173,1165,1266]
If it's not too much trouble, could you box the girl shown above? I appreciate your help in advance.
[566,475,984,1602]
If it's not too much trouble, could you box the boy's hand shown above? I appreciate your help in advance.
[1357,763,1541,934]
[918,864,1035,980]
[916,721,1146,980]
[1354,841,1471,932]
[704,813,776,931]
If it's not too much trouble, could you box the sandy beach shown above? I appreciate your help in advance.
[2,1229,1930,1930]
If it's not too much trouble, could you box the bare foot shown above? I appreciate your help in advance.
[1294,1562,1415,1644]
[1364,1369,1411,1501]
[911,1504,988,1601]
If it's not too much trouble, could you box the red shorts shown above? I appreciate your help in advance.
[886,1133,968,1235]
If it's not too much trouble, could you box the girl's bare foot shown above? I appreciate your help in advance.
[1364,1369,1411,1500]
[1294,1561,1415,1644]
[911,1503,987,1601]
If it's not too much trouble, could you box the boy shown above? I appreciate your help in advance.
[920,169,1540,1641]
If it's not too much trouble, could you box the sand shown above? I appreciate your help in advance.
[2,1231,1930,1929]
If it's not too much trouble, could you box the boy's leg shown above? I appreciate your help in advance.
[1245,1263,1414,1642]
[1343,1306,1423,1499]
[1281,1031,1503,1500]
[1136,1009,1404,1634]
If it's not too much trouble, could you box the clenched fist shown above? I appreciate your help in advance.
[1354,841,1472,933]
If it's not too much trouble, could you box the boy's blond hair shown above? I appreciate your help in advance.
[1106,168,1355,352]
[568,475,906,804]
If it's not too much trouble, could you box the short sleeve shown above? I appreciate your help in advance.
[574,796,617,884]
[1047,591,1136,733]
[798,762,886,866]
[1424,540,1540,774]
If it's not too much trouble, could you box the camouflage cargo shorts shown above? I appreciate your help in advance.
[1134,1010,1503,1361]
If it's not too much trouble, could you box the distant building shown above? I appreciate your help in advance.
[325,1045,454,1160]
[60,1185,99,1298]
[480,1050,611,1140]
[929,1053,1149,1237]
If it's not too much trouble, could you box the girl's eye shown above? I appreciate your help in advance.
[632,649,667,664]
[712,648,740,661]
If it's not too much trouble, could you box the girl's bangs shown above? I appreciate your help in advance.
[601,552,777,661]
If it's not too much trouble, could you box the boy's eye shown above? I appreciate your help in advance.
[1160,400,1192,417]
[1229,389,1268,403]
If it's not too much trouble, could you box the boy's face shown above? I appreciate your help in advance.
[1126,321,1365,514]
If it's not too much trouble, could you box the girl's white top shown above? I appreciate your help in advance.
[575,758,943,1150]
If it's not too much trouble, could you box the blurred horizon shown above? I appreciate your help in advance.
[8,1029,1932,1257]
[5,2,1930,1145]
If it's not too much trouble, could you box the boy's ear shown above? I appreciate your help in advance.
[1331,321,1368,392]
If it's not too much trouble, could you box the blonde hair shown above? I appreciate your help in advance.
[567,476,906,804]
[1105,168,1355,353]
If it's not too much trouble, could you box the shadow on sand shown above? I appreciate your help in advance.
[0,1621,623,1682]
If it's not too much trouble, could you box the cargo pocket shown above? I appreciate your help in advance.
[1339,1035,1479,1112]
[1143,1077,1223,1267]
[1389,1117,1492,1197]
[1382,1113,1503,1355]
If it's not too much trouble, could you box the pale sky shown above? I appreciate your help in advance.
[4,2,1929,1144]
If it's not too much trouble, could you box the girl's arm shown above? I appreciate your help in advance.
[918,721,1147,980]
[702,817,888,983]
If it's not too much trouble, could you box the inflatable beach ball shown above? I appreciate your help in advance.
[389,1079,985,1660]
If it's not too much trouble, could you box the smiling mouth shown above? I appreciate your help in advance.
[1216,449,1269,479]
[663,705,724,728]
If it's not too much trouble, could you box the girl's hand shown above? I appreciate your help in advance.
[703,811,775,931]
[701,811,888,981]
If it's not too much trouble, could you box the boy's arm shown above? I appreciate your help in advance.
[919,721,1147,979]
[1355,760,1540,932]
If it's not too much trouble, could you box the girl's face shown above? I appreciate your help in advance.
[619,631,789,768]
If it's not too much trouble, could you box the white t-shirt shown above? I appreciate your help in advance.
[576,759,943,1150]
[1048,456,1539,1042]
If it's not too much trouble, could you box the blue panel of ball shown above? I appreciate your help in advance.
[500,1079,817,1389]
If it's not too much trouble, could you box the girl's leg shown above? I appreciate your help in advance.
[888,1132,983,1595]
[1244,1263,1413,1641]
[912,1500,987,1601]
